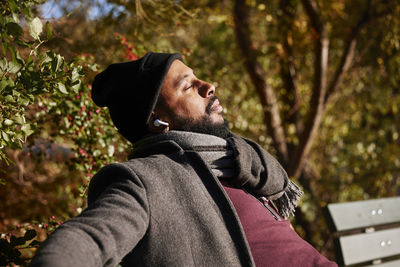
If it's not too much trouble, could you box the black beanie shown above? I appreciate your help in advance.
[91,52,183,143]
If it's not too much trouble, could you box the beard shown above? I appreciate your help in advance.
[172,116,231,139]
[168,96,232,139]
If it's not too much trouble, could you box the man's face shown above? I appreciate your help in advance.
[155,60,230,138]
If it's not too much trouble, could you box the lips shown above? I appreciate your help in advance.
[210,99,223,113]
[206,96,223,115]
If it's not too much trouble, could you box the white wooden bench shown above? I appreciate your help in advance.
[325,197,400,266]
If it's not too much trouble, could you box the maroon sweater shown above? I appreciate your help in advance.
[223,186,337,267]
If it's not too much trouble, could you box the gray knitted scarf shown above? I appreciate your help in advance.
[132,130,303,218]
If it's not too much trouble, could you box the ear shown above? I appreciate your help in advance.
[148,112,169,134]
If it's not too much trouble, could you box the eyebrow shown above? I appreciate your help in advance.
[174,71,194,88]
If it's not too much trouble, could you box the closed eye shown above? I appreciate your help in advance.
[185,84,193,90]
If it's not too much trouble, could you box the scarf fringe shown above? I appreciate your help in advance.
[273,180,303,218]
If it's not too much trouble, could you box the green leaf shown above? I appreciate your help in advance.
[57,54,63,70]
[15,38,29,47]
[46,21,52,39]
[12,90,20,98]
[52,54,63,72]
[71,68,80,82]
[27,93,34,102]
[8,60,21,73]
[108,145,115,157]
[39,53,52,64]
[6,22,23,37]
[21,124,34,136]
[58,82,67,94]
[0,178,6,185]
[8,45,17,61]
[4,95,14,103]
[0,80,8,93]
[2,131,10,142]
[8,0,18,13]
[89,64,98,71]
[29,239,41,247]
[17,96,30,106]
[15,50,25,65]
[0,59,6,70]
[28,17,43,40]
[12,12,20,24]
[12,115,25,125]
[0,151,14,166]
[21,5,32,18]
[0,15,5,26]
[71,80,81,94]
[99,138,106,147]
[7,78,15,88]
[12,139,23,149]
[93,150,101,157]
[3,119,13,126]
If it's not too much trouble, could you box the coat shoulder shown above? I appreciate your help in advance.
[88,153,183,204]
[88,161,142,204]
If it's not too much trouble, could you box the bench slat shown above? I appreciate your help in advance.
[340,228,400,265]
[364,259,400,267]
[326,197,400,231]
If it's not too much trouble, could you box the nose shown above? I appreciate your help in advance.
[197,79,215,98]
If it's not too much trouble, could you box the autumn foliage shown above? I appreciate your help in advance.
[1,0,400,265]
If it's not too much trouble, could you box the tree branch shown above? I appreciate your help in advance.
[278,0,303,139]
[300,0,323,34]
[289,0,329,178]
[324,0,372,105]
[233,0,289,165]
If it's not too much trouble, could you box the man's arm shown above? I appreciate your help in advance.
[30,173,149,267]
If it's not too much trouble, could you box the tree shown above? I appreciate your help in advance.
[233,0,400,247]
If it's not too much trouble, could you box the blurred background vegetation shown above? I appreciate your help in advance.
[1,0,399,265]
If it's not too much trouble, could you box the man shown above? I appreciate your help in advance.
[30,52,337,266]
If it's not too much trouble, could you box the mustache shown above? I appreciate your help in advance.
[206,96,219,115]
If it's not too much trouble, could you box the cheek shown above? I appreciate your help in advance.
[176,98,205,117]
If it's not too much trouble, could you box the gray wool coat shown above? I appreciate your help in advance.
[30,139,256,267]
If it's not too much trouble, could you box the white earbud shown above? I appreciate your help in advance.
[154,119,169,127]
